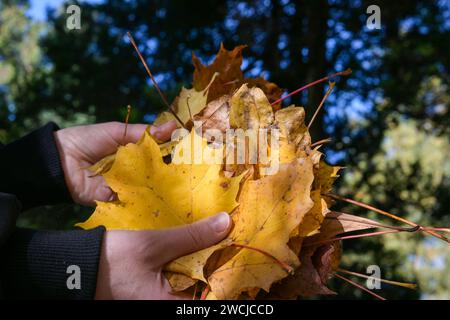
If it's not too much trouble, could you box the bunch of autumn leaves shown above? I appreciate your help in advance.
[78,45,382,299]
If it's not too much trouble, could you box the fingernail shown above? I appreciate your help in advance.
[158,120,177,130]
[166,120,177,127]
[210,212,230,233]
[151,120,176,139]
[150,127,163,140]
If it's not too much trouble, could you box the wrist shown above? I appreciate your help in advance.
[53,129,79,203]
[95,231,113,299]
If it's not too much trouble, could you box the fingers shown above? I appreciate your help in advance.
[118,120,177,144]
[119,123,149,143]
[149,120,177,142]
[158,212,232,263]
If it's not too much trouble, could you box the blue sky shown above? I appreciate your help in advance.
[28,0,103,21]
[28,0,66,21]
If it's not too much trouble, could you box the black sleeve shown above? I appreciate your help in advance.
[1,226,105,299]
[0,122,71,210]
[0,123,105,299]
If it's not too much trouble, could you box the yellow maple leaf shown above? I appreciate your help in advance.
[229,84,274,130]
[274,105,311,154]
[165,239,232,283]
[208,158,315,299]
[317,160,342,193]
[77,129,243,230]
[295,157,340,237]
[297,190,330,237]
[165,272,197,292]
[154,74,218,127]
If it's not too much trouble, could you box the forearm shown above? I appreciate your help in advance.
[0,123,71,209]
[1,227,105,299]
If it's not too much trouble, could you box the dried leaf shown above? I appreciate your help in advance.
[155,74,218,127]
[316,160,341,194]
[193,44,246,102]
[274,106,309,149]
[87,154,116,176]
[165,272,197,292]
[312,242,342,284]
[297,190,330,237]
[308,211,387,244]
[193,44,282,106]
[208,158,315,299]
[245,77,283,110]
[193,95,231,135]
[270,245,336,298]
[229,84,274,130]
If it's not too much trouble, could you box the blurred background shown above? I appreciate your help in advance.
[1,0,449,299]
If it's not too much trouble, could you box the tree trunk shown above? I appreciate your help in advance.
[305,0,329,141]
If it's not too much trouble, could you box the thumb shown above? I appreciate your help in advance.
[149,120,177,142]
[159,212,232,263]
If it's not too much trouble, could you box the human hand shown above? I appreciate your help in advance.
[54,120,177,206]
[95,212,231,300]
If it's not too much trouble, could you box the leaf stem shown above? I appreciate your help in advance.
[230,243,294,275]
[337,268,417,290]
[270,68,351,106]
[311,138,332,148]
[192,282,198,300]
[334,272,386,300]
[200,285,210,300]
[324,193,450,243]
[424,227,450,233]
[126,32,185,128]
[122,105,132,142]
[327,211,421,232]
[304,229,401,247]
[307,82,335,130]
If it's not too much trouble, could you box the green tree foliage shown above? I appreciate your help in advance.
[0,0,42,139]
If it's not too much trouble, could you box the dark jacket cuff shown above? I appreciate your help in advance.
[0,226,105,299]
[0,122,71,209]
